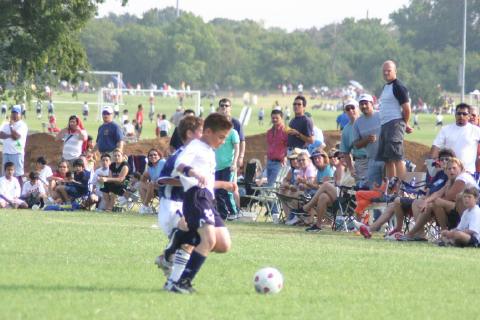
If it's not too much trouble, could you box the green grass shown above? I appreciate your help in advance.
[1,209,479,319]
[5,91,454,146]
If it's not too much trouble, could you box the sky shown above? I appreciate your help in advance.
[97,0,411,31]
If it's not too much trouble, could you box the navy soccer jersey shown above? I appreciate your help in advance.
[158,147,184,201]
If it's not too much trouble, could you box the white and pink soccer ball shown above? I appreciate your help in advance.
[253,267,283,294]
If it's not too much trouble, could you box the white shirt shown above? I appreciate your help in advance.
[0,120,28,154]
[92,167,110,194]
[0,176,21,200]
[82,103,89,112]
[457,205,480,241]
[62,130,87,160]
[21,180,46,197]
[121,114,128,124]
[158,119,171,132]
[433,123,480,173]
[175,139,216,195]
[456,172,478,189]
[124,123,135,135]
[38,166,53,185]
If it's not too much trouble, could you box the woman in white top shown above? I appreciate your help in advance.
[56,115,87,163]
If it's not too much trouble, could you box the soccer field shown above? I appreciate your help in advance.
[5,91,453,147]
[1,210,479,319]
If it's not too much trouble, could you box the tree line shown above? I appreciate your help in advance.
[3,1,480,106]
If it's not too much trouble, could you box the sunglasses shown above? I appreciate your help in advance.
[456,112,469,116]
[345,106,356,111]
[439,157,451,162]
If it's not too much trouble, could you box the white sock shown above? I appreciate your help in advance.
[168,248,190,282]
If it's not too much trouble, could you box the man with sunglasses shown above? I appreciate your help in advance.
[339,99,368,183]
[432,103,480,174]
[95,105,124,156]
[287,96,315,151]
[377,60,413,181]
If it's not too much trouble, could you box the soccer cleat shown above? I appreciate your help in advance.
[384,231,403,241]
[169,278,195,294]
[359,225,372,239]
[139,205,153,215]
[305,224,322,233]
[163,280,174,291]
[154,255,172,276]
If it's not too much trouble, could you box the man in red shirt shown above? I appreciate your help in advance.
[266,109,288,186]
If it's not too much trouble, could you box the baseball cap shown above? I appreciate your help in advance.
[102,105,113,114]
[344,99,359,109]
[11,105,21,113]
[358,94,374,103]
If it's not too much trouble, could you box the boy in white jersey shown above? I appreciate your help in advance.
[170,113,233,294]
[0,162,28,209]
[439,187,480,247]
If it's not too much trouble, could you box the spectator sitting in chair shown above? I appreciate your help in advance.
[282,150,317,225]
[139,148,166,214]
[98,148,129,211]
[21,171,47,208]
[399,157,476,241]
[54,159,90,204]
[0,162,28,209]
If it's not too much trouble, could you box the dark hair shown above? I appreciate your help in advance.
[438,148,455,158]
[271,109,283,117]
[463,186,479,198]
[29,171,39,180]
[36,156,47,165]
[204,113,233,132]
[101,153,111,160]
[456,103,471,113]
[161,114,166,120]
[68,115,78,122]
[138,104,143,110]
[65,171,74,179]
[4,161,14,170]
[218,98,231,107]
[183,109,195,116]
[87,135,93,142]
[178,116,204,141]
[147,148,163,166]
[294,95,307,107]
[73,159,85,168]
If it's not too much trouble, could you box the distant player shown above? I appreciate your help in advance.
[168,113,234,294]
[35,100,42,119]
[82,101,89,121]
[47,100,54,115]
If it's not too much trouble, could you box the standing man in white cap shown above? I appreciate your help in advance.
[0,105,28,178]
[353,94,384,187]
[95,105,124,155]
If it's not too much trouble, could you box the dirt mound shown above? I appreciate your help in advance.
[20,133,171,172]
[14,130,428,173]
[244,130,430,171]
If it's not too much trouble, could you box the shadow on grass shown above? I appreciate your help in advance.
[0,283,160,294]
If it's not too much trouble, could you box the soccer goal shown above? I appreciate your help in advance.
[97,87,202,121]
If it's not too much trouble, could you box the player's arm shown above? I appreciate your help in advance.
[232,142,239,172]
[214,180,237,192]
[176,163,207,187]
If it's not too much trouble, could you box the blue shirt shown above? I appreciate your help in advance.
[288,115,314,149]
[231,118,245,141]
[147,159,166,181]
[96,122,123,153]
[340,122,367,158]
[316,165,334,183]
[336,113,349,130]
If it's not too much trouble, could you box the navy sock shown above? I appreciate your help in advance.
[179,250,206,282]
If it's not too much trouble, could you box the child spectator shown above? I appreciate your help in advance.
[54,159,90,203]
[35,157,53,188]
[0,162,28,209]
[21,172,47,208]
[439,187,480,247]
[90,153,111,210]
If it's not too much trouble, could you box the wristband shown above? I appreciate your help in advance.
[183,166,193,176]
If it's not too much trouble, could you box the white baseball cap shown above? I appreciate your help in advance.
[344,99,359,109]
[358,94,374,103]
[102,105,113,114]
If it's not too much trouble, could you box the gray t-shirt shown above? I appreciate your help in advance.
[352,112,381,160]
[379,79,409,125]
